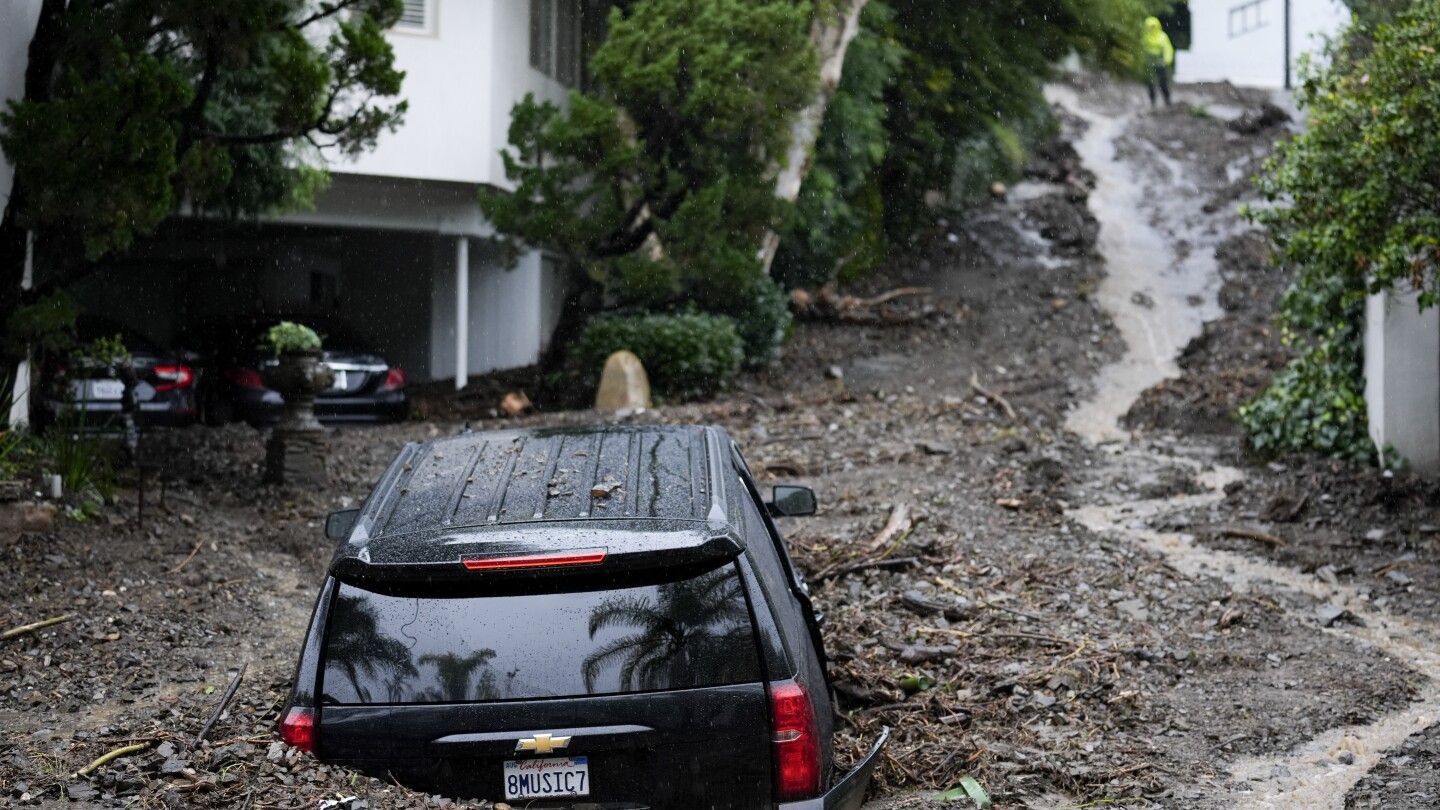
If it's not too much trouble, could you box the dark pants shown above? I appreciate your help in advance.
[1147,64,1171,107]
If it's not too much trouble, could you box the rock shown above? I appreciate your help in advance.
[989,181,1008,199]
[1228,102,1290,134]
[594,351,653,411]
[66,783,98,801]
[899,644,958,665]
[1116,599,1150,622]
[500,391,532,417]
[159,758,190,775]
[919,441,954,455]
[1315,604,1362,628]
[824,365,844,380]
[1338,751,1357,765]
[0,503,56,540]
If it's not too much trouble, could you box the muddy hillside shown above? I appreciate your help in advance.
[3,77,1438,810]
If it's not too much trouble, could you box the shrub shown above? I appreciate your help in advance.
[574,312,744,402]
[264,321,322,356]
[1242,3,1440,460]
[700,276,793,369]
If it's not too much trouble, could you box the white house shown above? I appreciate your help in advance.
[2,0,586,388]
[1171,0,1350,88]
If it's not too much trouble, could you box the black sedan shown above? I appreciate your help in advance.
[180,316,408,428]
[36,317,197,429]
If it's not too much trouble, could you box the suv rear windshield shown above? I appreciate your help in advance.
[321,564,760,704]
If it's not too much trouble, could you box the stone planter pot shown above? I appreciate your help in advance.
[262,351,335,433]
[262,351,335,485]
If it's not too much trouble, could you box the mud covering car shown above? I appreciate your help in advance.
[281,424,888,809]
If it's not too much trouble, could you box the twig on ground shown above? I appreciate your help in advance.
[866,503,912,553]
[78,741,153,777]
[816,557,919,583]
[195,663,248,746]
[1219,527,1286,546]
[968,371,1017,420]
[170,538,205,573]
[2,613,75,640]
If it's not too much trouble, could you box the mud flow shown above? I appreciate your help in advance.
[2,77,1438,810]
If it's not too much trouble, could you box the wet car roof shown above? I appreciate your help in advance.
[331,425,744,582]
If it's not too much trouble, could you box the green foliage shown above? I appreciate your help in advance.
[1237,318,1373,461]
[1,0,407,260]
[779,0,1166,288]
[574,311,744,402]
[1251,5,1440,311]
[874,0,1168,244]
[85,334,132,367]
[480,0,816,367]
[4,292,77,360]
[265,321,324,356]
[1242,3,1440,461]
[774,1,904,290]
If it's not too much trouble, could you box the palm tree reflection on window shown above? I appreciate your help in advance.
[325,594,420,703]
[418,649,500,701]
[581,568,754,693]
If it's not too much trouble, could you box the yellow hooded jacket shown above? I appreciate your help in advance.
[1143,16,1175,67]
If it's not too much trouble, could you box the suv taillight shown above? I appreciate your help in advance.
[152,365,194,392]
[769,679,820,801]
[279,706,316,752]
[378,367,405,392]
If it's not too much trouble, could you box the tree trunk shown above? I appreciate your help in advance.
[757,0,869,276]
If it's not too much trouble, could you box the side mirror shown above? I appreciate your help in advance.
[325,508,360,541]
[767,485,817,517]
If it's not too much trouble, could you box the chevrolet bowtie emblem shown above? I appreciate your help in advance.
[516,733,572,755]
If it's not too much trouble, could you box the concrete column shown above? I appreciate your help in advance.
[1365,287,1440,473]
[7,231,33,428]
[455,236,469,391]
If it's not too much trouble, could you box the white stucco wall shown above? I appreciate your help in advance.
[1365,288,1440,474]
[0,0,42,213]
[335,0,574,189]
[430,238,549,381]
[1175,0,1349,88]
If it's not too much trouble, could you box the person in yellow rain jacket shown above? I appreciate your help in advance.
[1142,16,1175,107]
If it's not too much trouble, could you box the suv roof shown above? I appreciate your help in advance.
[331,424,746,585]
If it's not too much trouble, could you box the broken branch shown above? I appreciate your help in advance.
[78,741,152,777]
[170,538,205,573]
[1219,527,1286,546]
[969,371,1017,420]
[815,556,919,583]
[195,663,247,746]
[790,286,933,324]
[866,503,912,553]
[2,613,75,640]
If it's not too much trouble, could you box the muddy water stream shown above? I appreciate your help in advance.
[1045,85,1222,442]
[1050,86,1440,808]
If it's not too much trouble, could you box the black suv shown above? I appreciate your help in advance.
[281,424,888,809]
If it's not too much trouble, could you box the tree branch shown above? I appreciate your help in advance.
[292,0,371,31]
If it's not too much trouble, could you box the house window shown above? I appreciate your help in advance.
[1228,0,1267,38]
[394,0,436,35]
[530,0,582,88]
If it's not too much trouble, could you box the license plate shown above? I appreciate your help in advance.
[503,756,589,800]
[87,379,125,400]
